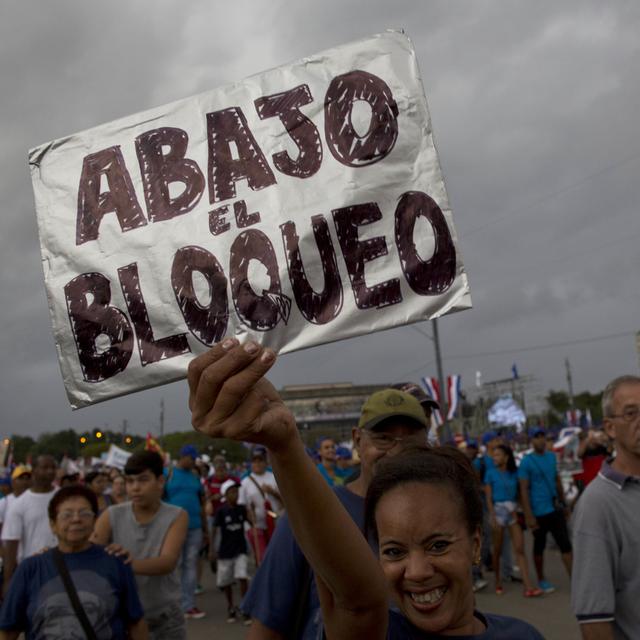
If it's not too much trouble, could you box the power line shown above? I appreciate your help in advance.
[394,329,634,379]
[444,329,634,361]
[460,152,640,239]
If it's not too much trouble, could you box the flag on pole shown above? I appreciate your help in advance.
[446,375,462,421]
[145,433,164,457]
[475,371,482,388]
[421,377,443,426]
[584,408,593,427]
[511,364,519,380]
[565,409,582,427]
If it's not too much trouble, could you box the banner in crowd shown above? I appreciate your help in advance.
[30,30,471,408]
[104,444,132,470]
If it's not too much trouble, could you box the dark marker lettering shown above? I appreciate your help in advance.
[135,127,205,223]
[280,215,343,324]
[395,191,456,295]
[254,84,322,178]
[171,246,229,345]
[324,70,399,167]
[332,202,402,309]
[118,263,191,365]
[64,272,133,381]
[229,229,290,330]
[207,107,276,203]
[76,146,147,245]
[209,205,231,236]
[233,200,261,228]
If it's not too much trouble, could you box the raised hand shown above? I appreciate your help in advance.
[188,338,298,453]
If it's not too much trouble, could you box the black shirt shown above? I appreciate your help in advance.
[214,504,248,558]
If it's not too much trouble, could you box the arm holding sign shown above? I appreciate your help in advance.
[188,338,387,640]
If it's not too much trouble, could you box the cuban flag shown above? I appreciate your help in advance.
[421,377,444,426]
[446,375,462,421]
[565,409,582,427]
[584,408,593,427]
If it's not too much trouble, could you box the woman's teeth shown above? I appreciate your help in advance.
[409,587,446,605]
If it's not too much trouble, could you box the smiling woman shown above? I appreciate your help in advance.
[0,485,148,640]
[364,447,543,638]
[186,340,545,639]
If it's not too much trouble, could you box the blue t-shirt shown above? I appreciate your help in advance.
[387,609,544,639]
[0,544,143,639]
[484,467,519,503]
[165,467,203,530]
[241,485,368,638]
[518,451,558,517]
[316,463,343,487]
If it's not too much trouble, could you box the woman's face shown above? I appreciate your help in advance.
[375,482,480,635]
[112,475,125,496]
[90,474,108,495]
[50,496,96,547]
[491,447,507,468]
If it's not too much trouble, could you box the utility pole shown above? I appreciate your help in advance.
[159,398,165,448]
[432,318,449,435]
[565,357,575,410]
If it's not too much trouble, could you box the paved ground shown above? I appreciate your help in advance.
[188,545,580,639]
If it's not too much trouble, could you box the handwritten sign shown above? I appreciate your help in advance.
[30,31,471,409]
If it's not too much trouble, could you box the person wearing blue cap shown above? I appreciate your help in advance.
[165,444,209,619]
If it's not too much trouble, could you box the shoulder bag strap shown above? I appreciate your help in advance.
[248,474,267,500]
[51,548,98,640]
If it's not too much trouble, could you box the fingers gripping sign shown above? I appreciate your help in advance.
[188,338,297,451]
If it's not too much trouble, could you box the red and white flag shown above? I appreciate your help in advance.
[421,377,443,426]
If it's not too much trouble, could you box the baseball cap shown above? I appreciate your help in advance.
[335,446,352,460]
[358,389,428,431]
[220,479,240,496]
[481,431,498,445]
[531,427,546,438]
[391,382,440,411]
[179,444,199,460]
[11,465,32,480]
[251,446,267,460]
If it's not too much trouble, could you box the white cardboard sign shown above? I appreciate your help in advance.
[30,31,471,409]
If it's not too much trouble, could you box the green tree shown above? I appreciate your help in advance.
[31,429,81,461]
[8,435,36,464]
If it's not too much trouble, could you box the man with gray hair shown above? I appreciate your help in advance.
[571,375,640,640]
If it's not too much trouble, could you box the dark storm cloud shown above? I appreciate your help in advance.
[1,0,639,437]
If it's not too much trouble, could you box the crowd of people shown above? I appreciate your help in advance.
[0,342,636,639]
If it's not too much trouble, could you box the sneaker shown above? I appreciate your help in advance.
[539,580,556,594]
[226,607,237,623]
[194,584,204,595]
[184,607,206,620]
[495,586,505,595]
[524,588,544,598]
[472,578,488,592]
[242,612,252,626]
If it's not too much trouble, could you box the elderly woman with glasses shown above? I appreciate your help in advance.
[0,485,148,640]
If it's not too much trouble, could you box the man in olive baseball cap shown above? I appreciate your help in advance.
[358,388,429,431]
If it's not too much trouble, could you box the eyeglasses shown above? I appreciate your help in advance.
[609,406,640,423]
[363,430,427,451]
[57,509,95,522]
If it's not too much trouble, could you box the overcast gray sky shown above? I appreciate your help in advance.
[2,1,639,438]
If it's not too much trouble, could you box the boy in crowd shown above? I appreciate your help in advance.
[92,451,188,640]
[210,479,253,625]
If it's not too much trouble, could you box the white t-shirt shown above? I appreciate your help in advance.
[239,471,282,529]
[0,493,16,526]
[2,489,57,561]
